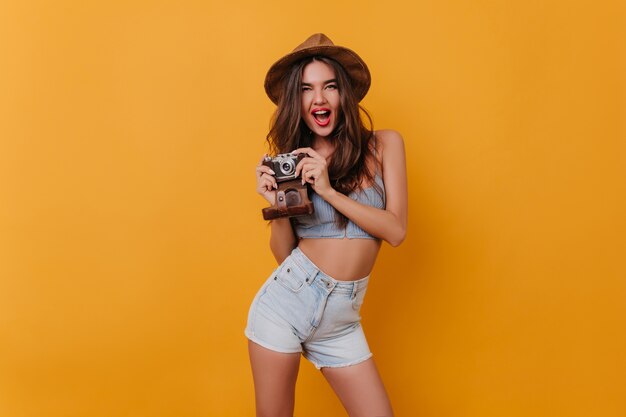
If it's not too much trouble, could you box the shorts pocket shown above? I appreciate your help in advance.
[275,260,307,293]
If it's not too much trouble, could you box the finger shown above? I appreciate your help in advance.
[264,180,276,191]
[259,176,277,191]
[257,154,276,175]
[302,167,318,184]
[292,147,322,160]
[256,165,275,177]
[258,172,278,187]
[295,158,318,176]
[263,173,278,189]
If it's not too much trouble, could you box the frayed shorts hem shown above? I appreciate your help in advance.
[245,331,302,355]
[307,352,374,370]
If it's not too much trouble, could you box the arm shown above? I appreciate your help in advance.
[268,218,297,264]
[255,155,298,264]
[294,130,408,246]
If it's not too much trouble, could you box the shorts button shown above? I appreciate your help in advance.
[287,268,291,273]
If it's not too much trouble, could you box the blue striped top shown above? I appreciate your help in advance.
[293,174,386,239]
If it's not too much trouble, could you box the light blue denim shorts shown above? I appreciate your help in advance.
[245,247,372,369]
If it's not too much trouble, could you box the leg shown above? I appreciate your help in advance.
[248,340,301,417]
[322,358,393,417]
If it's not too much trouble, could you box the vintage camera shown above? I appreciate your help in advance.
[262,153,303,182]
[261,153,314,220]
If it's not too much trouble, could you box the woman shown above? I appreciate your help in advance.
[246,33,407,417]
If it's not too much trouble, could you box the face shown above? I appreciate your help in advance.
[300,60,341,139]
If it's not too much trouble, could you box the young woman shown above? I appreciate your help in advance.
[246,33,408,417]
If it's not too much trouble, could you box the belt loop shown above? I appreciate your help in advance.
[351,281,358,299]
[305,269,318,285]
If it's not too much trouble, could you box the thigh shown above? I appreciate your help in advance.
[322,358,394,417]
[248,340,301,417]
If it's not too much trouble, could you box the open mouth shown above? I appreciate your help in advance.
[311,108,331,127]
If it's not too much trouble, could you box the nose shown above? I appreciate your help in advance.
[312,88,327,105]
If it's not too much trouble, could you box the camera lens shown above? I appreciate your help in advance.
[280,159,295,175]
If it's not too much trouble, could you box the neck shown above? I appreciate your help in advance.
[312,136,335,158]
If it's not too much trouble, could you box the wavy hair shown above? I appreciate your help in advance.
[266,56,382,227]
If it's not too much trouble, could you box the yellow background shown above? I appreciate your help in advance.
[1,1,624,416]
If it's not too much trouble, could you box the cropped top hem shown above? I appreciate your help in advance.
[297,235,380,241]
[293,174,386,240]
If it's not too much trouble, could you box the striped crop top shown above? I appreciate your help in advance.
[293,174,386,239]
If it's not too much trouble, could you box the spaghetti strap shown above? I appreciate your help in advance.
[371,131,382,176]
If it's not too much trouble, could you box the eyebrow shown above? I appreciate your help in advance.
[301,79,338,86]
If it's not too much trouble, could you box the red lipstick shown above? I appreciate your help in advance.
[311,107,331,127]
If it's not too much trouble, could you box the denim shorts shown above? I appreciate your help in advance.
[245,247,372,369]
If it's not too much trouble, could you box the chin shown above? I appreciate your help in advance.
[309,122,335,138]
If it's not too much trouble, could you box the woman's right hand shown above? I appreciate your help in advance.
[256,154,278,204]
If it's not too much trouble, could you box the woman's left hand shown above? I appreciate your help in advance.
[292,147,334,198]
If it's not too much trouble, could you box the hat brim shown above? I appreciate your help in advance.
[264,45,371,105]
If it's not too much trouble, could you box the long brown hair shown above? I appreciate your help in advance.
[266,56,382,227]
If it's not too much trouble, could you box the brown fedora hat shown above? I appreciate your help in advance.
[264,33,371,105]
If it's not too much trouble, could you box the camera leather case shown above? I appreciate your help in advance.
[261,153,314,220]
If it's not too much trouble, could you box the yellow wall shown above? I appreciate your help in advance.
[1,1,624,416]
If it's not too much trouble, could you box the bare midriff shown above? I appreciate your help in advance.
[297,238,381,281]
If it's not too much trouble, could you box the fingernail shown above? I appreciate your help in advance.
[269,169,275,175]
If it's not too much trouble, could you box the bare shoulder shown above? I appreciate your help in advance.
[374,129,405,159]
[375,128,403,141]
